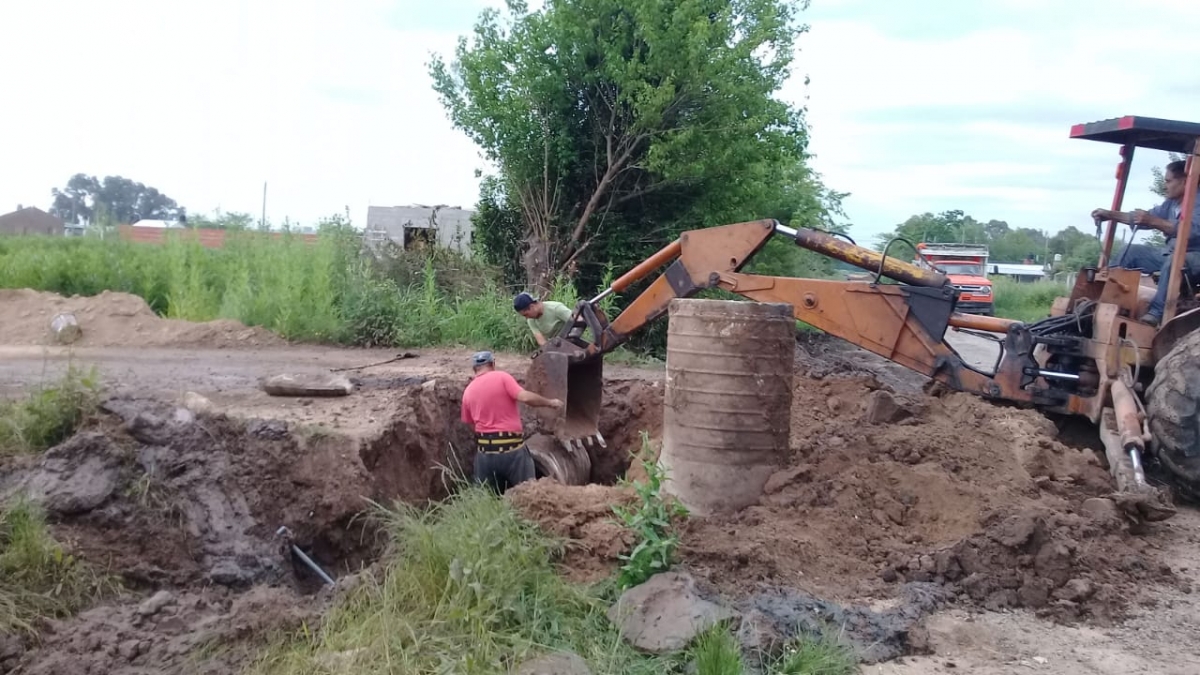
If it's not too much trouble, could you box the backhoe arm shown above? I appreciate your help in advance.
[551,219,1042,401]
[527,219,1062,450]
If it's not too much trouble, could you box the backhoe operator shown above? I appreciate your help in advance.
[513,292,574,346]
[1093,160,1200,326]
[460,350,562,493]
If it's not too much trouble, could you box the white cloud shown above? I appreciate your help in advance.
[794,0,1200,240]
[0,0,1197,247]
[0,0,499,223]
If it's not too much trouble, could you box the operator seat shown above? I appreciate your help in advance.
[1140,252,1200,316]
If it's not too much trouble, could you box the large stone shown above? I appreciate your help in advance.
[260,373,353,397]
[50,312,83,345]
[864,390,909,424]
[607,571,739,654]
[22,432,121,515]
[515,651,593,675]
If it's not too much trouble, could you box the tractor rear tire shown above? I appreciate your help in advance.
[1146,327,1200,501]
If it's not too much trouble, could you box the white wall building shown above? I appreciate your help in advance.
[364,204,475,256]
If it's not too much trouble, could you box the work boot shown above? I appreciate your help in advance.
[1140,312,1162,327]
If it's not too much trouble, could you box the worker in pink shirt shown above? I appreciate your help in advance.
[461,350,563,493]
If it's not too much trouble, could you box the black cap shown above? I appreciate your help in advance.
[513,292,535,311]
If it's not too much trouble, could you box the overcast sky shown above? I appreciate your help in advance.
[1,0,1196,242]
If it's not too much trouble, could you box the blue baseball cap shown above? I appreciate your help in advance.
[472,351,495,367]
[513,292,535,311]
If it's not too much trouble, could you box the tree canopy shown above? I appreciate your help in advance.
[430,0,846,294]
[49,173,184,226]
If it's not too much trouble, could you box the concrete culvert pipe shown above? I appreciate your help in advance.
[659,298,795,516]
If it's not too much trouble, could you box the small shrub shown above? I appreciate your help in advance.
[611,432,689,590]
[0,363,100,456]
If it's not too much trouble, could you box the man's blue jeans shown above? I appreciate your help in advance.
[1111,244,1200,319]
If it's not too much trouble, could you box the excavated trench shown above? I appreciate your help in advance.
[7,377,666,593]
[0,377,667,672]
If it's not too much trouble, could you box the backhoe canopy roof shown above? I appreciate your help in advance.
[1069,116,1200,153]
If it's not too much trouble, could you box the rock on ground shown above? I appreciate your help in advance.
[19,432,122,515]
[607,571,739,654]
[516,651,593,675]
[260,373,353,397]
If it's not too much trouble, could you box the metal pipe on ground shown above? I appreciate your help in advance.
[276,526,336,587]
[658,298,795,516]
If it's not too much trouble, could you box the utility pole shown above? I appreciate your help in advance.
[261,181,268,231]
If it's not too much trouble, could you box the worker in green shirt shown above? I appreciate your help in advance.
[513,292,575,346]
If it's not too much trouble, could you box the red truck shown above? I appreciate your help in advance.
[913,243,994,315]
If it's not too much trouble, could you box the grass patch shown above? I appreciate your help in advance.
[691,625,744,675]
[0,497,119,636]
[0,363,100,456]
[0,228,674,359]
[248,485,688,675]
[248,481,858,675]
[0,226,536,352]
[991,277,1065,323]
[768,632,857,675]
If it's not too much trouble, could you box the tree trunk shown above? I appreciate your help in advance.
[522,233,555,296]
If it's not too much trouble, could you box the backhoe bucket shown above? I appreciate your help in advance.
[525,346,604,447]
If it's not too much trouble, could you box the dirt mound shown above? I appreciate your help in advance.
[508,480,637,583]
[0,288,284,348]
[880,506,1179,623]
[509,372,1184,625]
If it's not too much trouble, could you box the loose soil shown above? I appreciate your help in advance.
[1,289,1197,672]
[0,289,284,349]
[508,367,1193,662]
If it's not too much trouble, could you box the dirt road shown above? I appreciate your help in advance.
[0,344,656,437]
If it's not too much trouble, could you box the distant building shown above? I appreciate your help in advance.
[129,218,186,229]
[989,263,1046,283]
[0,206,66,236]
[364,204,475,256]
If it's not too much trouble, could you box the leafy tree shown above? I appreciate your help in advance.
[49,173,184,226]
[1139,152,1186,249]
[1150,152,1187,199]
[430,0,832,293]
[185,209,255,230]
[873,210,996,258]
[1048,225,1101,271]
[875,209,1118,270]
